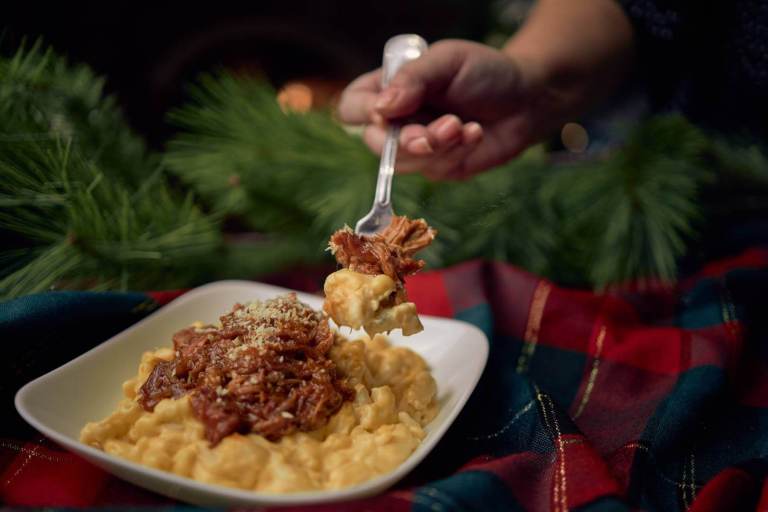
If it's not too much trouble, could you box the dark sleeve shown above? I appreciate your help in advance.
[615,0,768,139]
[615,0,698,106]
[619,0,688,42]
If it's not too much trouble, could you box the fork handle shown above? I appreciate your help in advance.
[374,34,428,207]
[376,125,399,205]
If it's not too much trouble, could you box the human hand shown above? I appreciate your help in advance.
[338,0,636,181]
[337,39,552,180]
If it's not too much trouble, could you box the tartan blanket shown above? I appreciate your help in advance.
[3,251,768,511]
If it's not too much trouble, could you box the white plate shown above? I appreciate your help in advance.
[15,280,488,507]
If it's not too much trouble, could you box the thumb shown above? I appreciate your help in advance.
[374,40,464,119]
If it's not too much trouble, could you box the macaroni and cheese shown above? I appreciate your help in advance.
[80,296,438,492]
[325,217,435,336]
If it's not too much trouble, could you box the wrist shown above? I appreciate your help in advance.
[502,37,593,113]
[500,41,594,145]
[501,0,635,121]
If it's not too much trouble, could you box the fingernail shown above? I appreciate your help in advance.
[435,116,460,139]
[465,122,483,142]
[408,137,433,154]
[374,88,399,110]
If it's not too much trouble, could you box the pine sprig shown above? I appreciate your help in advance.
[0,137,221,297]
[420,147,558,274]
[0,44,222,299]
[549,117,712,288]
[4,45,768,296]
[0,39,153,184]
[166,73,429,261]
[165,70,768,289]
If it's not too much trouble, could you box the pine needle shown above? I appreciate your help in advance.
[4,43,768,295]
[0,43,222,299]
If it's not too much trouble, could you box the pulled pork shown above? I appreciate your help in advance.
[138,294,352,445]
[329,216,436,285]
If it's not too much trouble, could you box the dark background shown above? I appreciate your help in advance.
[3,1,500,147]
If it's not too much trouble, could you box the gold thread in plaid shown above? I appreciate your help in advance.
[516,281,552,374]
[0,440,68,463]
[620,441,649,452]
[619,442,705,491]
[681,454,691,510]
[536,390,560,511]
[689,451,697,505]
[468,400,535,441]
[4,442,41,487]
[536,385,569,512]
[548,395,569,512]
[573,325,607,419]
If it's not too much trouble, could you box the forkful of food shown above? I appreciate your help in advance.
[325,35,436,337]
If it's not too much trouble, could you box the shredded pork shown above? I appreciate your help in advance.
[138,294,352,445]
[328,216,436,285]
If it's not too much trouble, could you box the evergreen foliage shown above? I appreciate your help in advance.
[0,39,154,185]
[167,75,768,289]
[0,42,220,298]
[3,43,768,299]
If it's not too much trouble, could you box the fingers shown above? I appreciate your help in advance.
[337,69,382,124]
[339,39,472,127]
[400,124,433,155]
[418,117,526,180]
[462,122,483,145]
[425,114,463,147]
[362,115,529,181]
[398,116,457,155]
[373,42,465,120]
[362,114,489,179]
[461,116,530,174]
[362,114,481,158]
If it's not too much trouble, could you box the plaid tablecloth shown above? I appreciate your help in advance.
[3,251,768,511]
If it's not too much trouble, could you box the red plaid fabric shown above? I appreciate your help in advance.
[3,249,768,511]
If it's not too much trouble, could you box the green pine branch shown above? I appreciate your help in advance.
[0,39,154,185]
[167,70,758,289]
[420,147,559,274]
[0,43,222,299]
[3,42,768,297]
[0,137,222,298]
[547,117,712,288]
[167,74,373,232]
[165,73,430,266]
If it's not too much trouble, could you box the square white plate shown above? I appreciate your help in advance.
[15,280,488,507]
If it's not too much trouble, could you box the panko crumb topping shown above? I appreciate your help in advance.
[138,293,352,445]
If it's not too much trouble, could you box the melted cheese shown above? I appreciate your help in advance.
[80,334,437,492]
[323,269,423,336]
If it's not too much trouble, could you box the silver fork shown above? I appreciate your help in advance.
[355,34,428,236]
